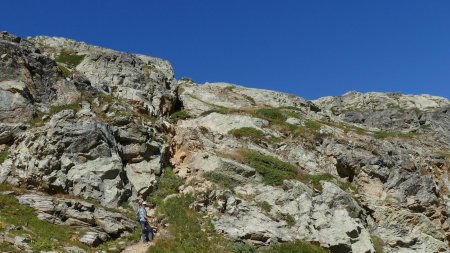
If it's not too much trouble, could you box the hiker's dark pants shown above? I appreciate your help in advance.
[140,220,153,242]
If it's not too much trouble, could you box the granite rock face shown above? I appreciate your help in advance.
[314,91,450,145]
[17,193,135,246]
[1,32,450,252]
[0,110,129,207]
[170,81,450,252]
[0,32,80,123]
[192,181,374,253]
[178,79,318,117]
[30,35,177,117]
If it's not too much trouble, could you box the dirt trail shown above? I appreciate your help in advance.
[121,241,154,253]
[121,227,164,253]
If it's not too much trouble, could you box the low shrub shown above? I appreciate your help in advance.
[283,214,296,227]
[301,173,335,191]
[304,120,321,131]
[230,242,256,253]
[437,151,450,158]
[0,185,88,251]
[258,241,329,253]
[0,148,9,164]
[57,63,71,77]
[240,150,298,185]
[49,103,81,115]
[374,131,416,139]
[147,168,184,206]
[371,235,384,253]
[258,201,272,213]
[204,171,240,189]
[255,108,286,122]
[229,127,265,140]
[242,94,256,105]
[301,173,355,192]
[150,195,231,253]
[55,52,85,68]
[169,110,191,122]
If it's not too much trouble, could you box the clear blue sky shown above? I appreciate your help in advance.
[2,1,450,99]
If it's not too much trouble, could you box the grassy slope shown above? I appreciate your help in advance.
[146,169,329,253]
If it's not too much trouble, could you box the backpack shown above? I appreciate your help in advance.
[136,208,141,222]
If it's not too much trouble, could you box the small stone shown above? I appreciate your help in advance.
[0,190,14,195]
[286,117,304,126]
[64,246,87,253]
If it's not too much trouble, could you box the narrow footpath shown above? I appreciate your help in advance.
[121,241,153,253]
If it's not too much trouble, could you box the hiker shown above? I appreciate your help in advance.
[138,201,153,244]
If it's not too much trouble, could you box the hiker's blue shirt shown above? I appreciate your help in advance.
[138,207,147,222]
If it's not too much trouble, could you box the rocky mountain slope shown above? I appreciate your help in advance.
[0,31,449,253]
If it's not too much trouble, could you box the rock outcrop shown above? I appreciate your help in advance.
[17,193,136,246]
[1,32,449,253]
[170,81,450,252]
[0,32,80,123]
[193,181,374,253]
[30,36,177,117]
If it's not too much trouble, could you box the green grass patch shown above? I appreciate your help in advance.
[95,229,141,253]
[0,185,88,252]
[437,151,450,158]
[57,63,71,77]
[258,241,329,253]
[55,52,85,68]
[371,235,384,253]
[203,171,240,189]
[278,106,303,111]
[242,94,256,105]
[373,131,416,139]
[301,173,355,192]
[0,148,9,164]
[150,195,231,253]
[283,214,296,227]
[319,120,367,135]
[347,126,366,135]
[240,150,298,186]
[301,173,335,191]
[30,103,80,127]
[97,92,115,104]
[229,127,265,140]
[419,124,432,130]
[258,201,272,213]
[230,242,256,253]
[304,120,321,131]
[30,115,45,127]
[254,108,286,122]
[169,110,191,122]
[281,110,303,120]
[49,103,81,115]
[0,242,17,252]
[249,107,323,139]
[146,168,184,207]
